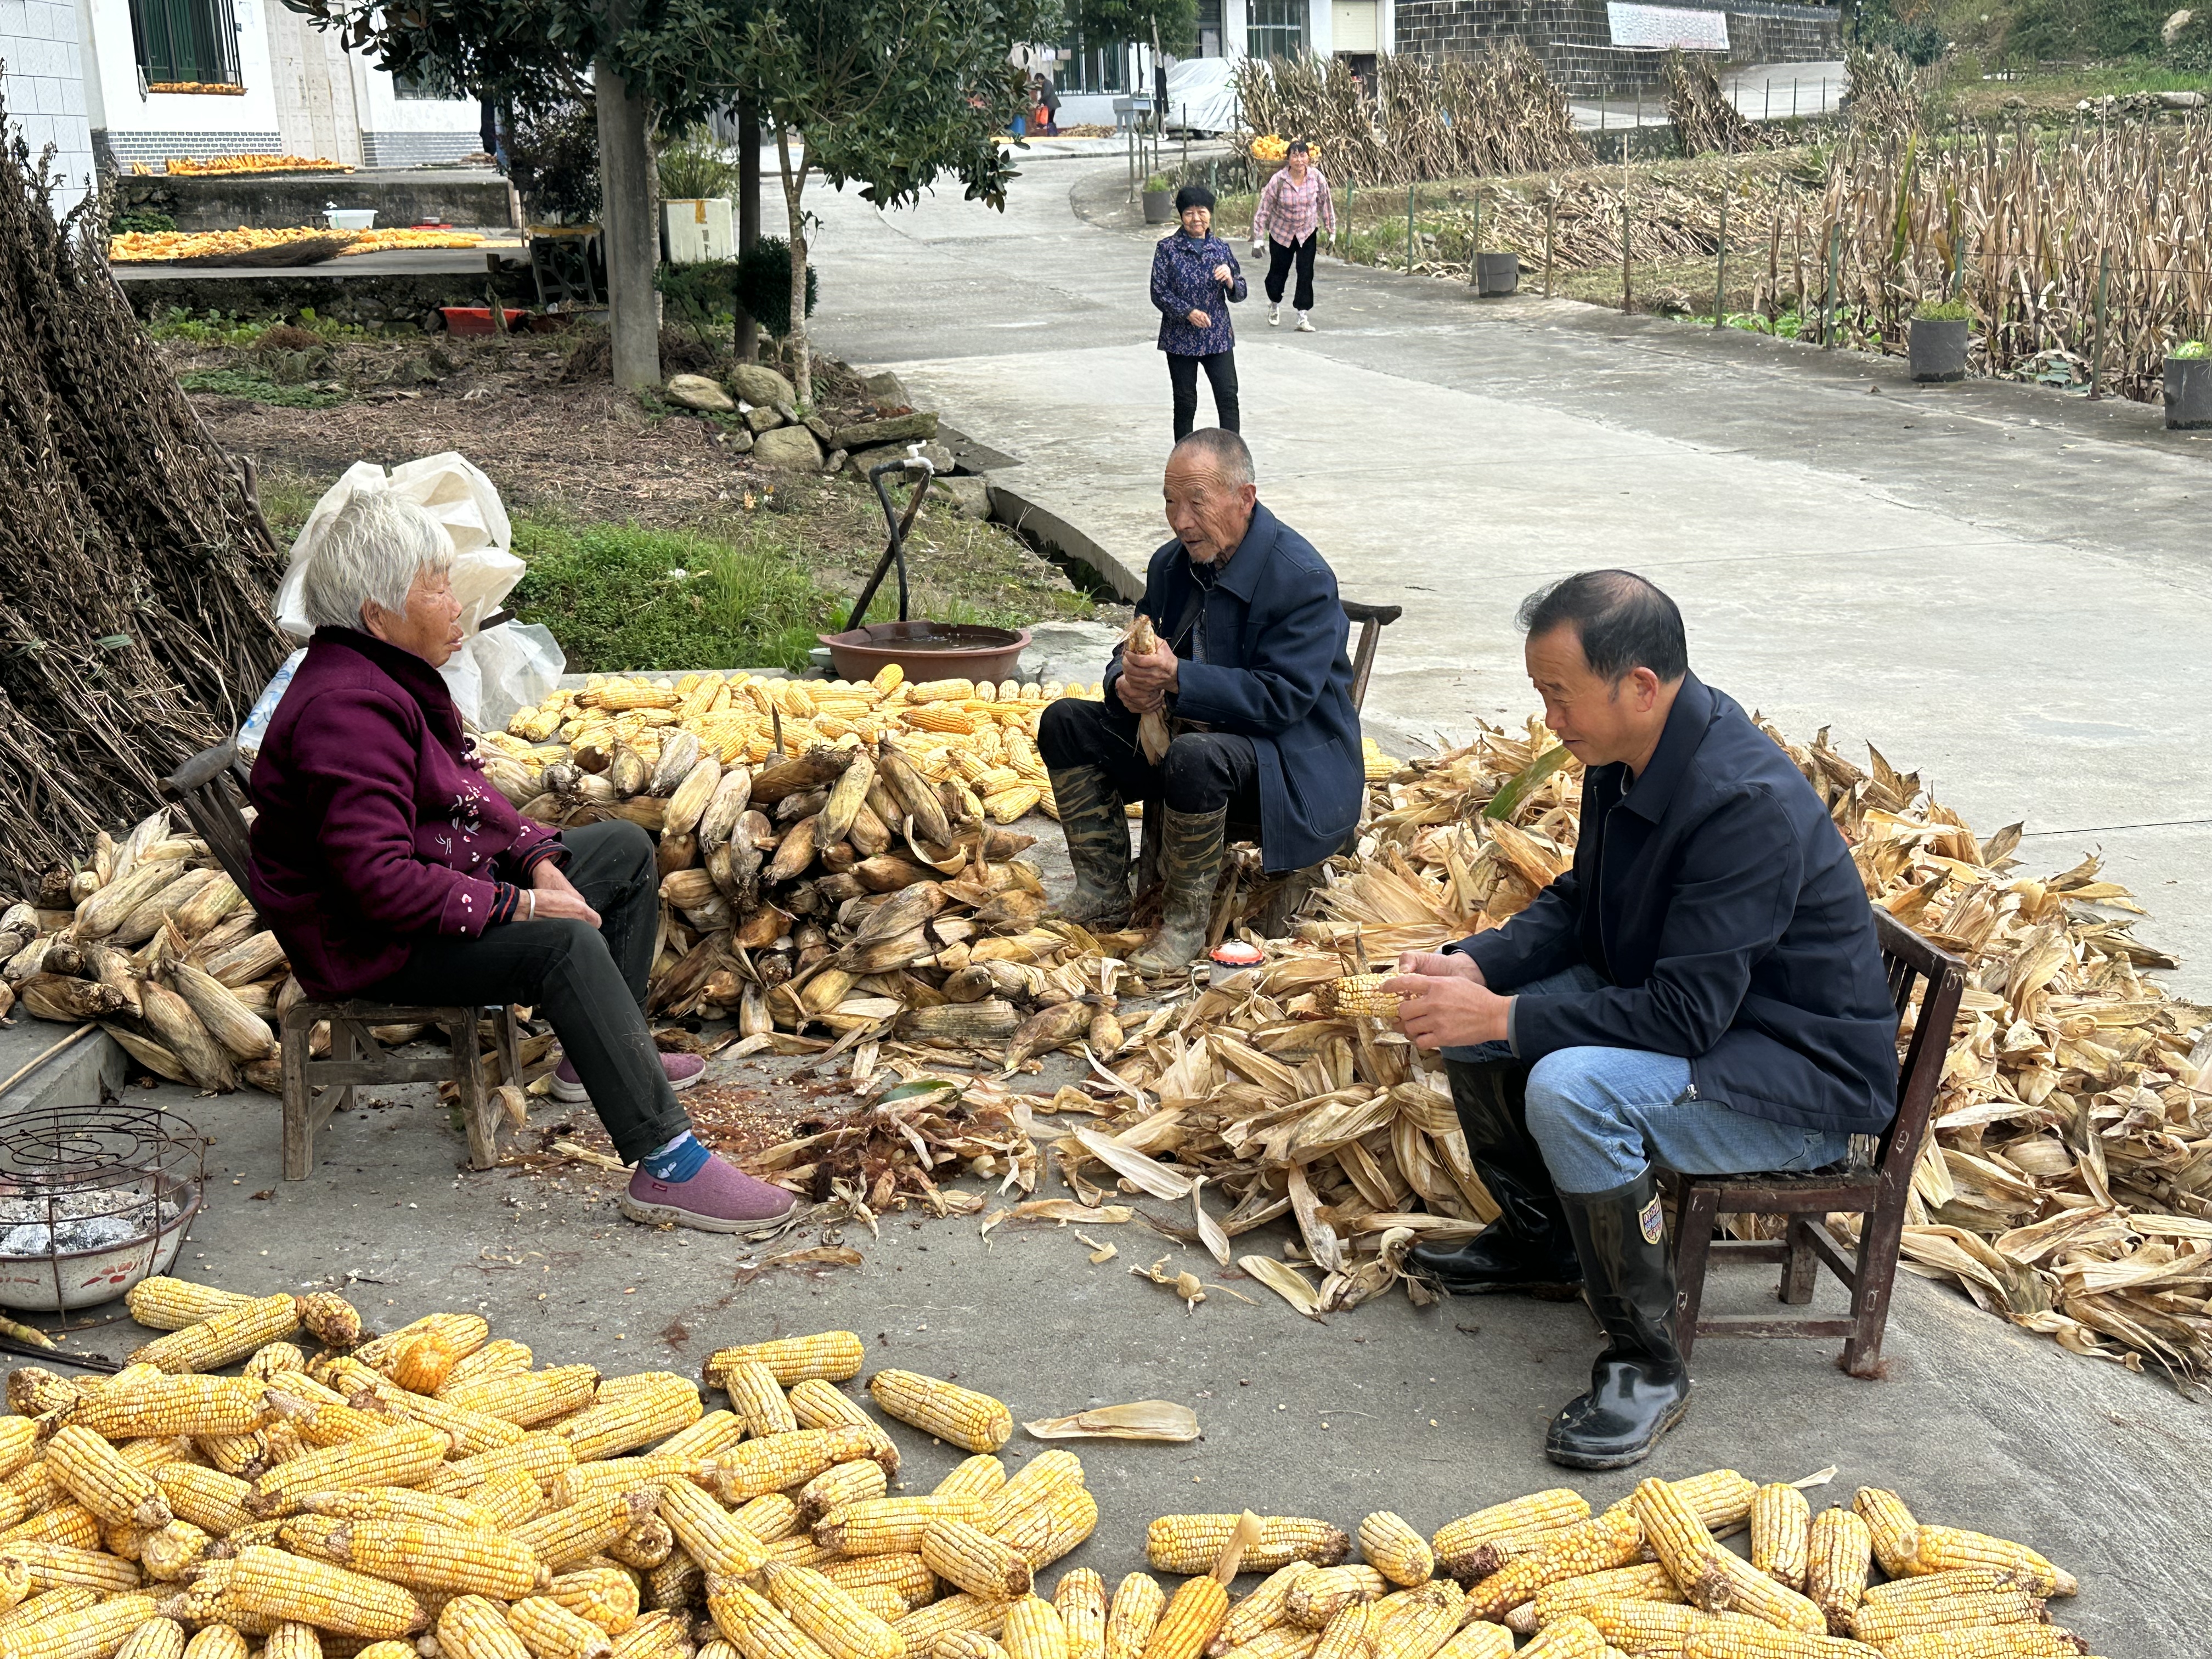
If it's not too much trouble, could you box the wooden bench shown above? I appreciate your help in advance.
[1667,909,1966,1378]
[160,738,520,1181]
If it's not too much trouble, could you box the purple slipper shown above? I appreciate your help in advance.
[619,1154,796,1232]
[549,1051,704,1104]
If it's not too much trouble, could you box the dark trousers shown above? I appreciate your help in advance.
[363,819,685,1163]
[1040,694,1260,821]
[1166,351,1239,442]
[1265,233,1318,311]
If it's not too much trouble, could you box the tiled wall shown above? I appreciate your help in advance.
[1393,0,1839,94]
[360,128,481,167]
[97,129,286,165]
[1,0,95,211]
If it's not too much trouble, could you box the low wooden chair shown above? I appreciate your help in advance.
[160,738,520,1181]
[1666,909,1966,1378]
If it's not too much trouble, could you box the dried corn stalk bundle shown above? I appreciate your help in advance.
[1664,50,1782,157]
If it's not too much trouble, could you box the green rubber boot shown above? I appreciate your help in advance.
[1130,805,1227,975]
[1046,765,1132,929]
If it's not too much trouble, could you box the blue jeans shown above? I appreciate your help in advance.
[1447,965,1854,1194]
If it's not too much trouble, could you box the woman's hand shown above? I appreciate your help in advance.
[527,861,600,928]
[1186,308,1210,328]
[1212,263,1232,284]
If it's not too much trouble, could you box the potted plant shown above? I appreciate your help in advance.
[2164,339,2212,430]
[1909,298,1971,383]
[1142,173,1177,225]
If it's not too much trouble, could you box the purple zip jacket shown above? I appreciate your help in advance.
[1152,228,1246,355]
[247,627,563,998]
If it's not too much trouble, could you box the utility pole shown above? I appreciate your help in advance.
[737,92,761,363]
[595,35,660,391]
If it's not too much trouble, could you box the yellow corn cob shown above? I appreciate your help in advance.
[2,1506,100,1553]
[517,1493,658,1574]
[194,1433,265,1479]
[820,1555,934,1608]
[998,1483,1099,1571]
[939,1639,1011,1659]
[1750,1487,1812,1593]
[1847,1576,2038,1645]
[359,1645,422,1659]
[1517,1564,1684,1633]
[797,1459,888,1523]
[1005,1598,1069,1659]
[1323,975,1400,1017]
[425,1435,578,1499]
[1680,1616,1882,1659]
[442,1596,538,1659]
[69,1378,264,1442]
[1284,1567,1386,1630]
[1431,1490,1590,1584]
[1426,1624,1509,1659]
[866,1372,1010,1454]
[550,1457,698,1510]
[1370,1579,1463,1659]
[765,1537,836,1570]
[787,1383,900,1476]
[581,685,680,712]
[258,1420,309,1470]
[243,1345,307,1383]
[1143,1580,1229,1659]
[605,1504,673,1573]
[1578,1600,1712,1655]
[907,680,975,704]
[113,1618,187,1659]
[1627,1472,1760,1536]
[139,1520,212,1581]
[1357,1515,1432,1589]
[644,1551,700,1613]
[1104,1575,1166,1659]
[442,1367,602,1429]
[606,1612,686,1659]
[814,1494,985,1557]
[376,1390,529,1458]
[1869,1629,2084,1659]
[261,1623,319,1659]
[133,1296,301,1375]
[0,1559,30,1621]
[154,1466,249,1538]
[1210,1564,1316,1655]
[126,1279,249,1331]
[550,1567,642,1635]
[1464,1511,1646,1623]
[933,1457,1005,1504]
[321,1517,545,1598]
[1630,1476,1722,1593]
[296,1295,363,1350]
[0,1593,161,1659]
[720,1363,799,1441]
[1516,1617,1606,1659]
[295,1487,499,1532]
[890,1594,1008,1653]
[983,1451,1082,1533]
[0,1588,99,1634]
[761,1563,902,1659]
[43,1427,171,1530]
[1055,1568,1108,1659]
[5,1541,142,1595]
[227,1544,427,1638]
[243,1425,450,1517]
[726,1493,801,1545]
[1304,1606,1368,1659]
[1849,1491,1919,1580]
[101,1517,154,1563]
[552,1380,702,1462]
[706,1426,886,1506]
[1803,1510,1871,1638]
[444,1341,535,1392]
[657,1412,746,1463]
[509,1597,617,1659]
[1148,1517,1350,1578]
[711,1586,842,1659]
[264,1395,393,1451]
[657,1470,765,1577]
[922,1516,1034,1600]
[0,1421,34,1488]
[1693,1550,1825,1635]
[1904,1528,2074,1598]
[154,1560,275,1635]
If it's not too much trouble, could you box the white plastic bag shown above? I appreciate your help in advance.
[274,452,522,642]
[459,621,566,731]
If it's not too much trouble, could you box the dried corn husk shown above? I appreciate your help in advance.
[202,932,285,989]
[18,973,129,1023]
[138,977,238,1092]
[73,860,187,940]
[166,960,276,1062]
[111,867,223,947]
[172,876,246,940]
[101,1022,190,1084]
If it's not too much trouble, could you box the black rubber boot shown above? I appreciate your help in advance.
[1130,805,1226,974]
[1045,765,1132,930]
[1404,1059,1583,1296]
[1545,1167,1691,1470]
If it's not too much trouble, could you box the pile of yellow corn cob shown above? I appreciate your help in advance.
[0,1275,2096,1659]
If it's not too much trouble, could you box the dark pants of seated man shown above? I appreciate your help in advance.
[359,818,688,1164]
[1037,692,1260,821]
[1444,963,1854,1192]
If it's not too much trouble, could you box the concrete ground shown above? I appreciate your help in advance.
[30,1070,2209,1658]
[807,149,2212,1001]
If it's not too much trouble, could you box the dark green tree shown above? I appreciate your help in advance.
[1071,0,1196,58]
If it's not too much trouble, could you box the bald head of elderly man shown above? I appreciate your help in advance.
[1037,429,1363,973]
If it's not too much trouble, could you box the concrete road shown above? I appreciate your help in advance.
[69,1074,2212,1658]
[807,151,2212,997]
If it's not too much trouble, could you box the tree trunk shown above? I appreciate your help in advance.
[776,120,810,407]
[737,92,761,363]
[595,53,660,390]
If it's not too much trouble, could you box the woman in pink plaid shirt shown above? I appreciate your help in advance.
[1250,140,1336,332]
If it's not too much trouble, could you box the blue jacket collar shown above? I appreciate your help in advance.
[1616,671,1713,822]
[1189,501,1276,602]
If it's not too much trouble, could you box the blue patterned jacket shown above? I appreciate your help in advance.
[1151,229,1245,356]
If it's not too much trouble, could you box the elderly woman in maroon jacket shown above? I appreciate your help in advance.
[247,490,793,1231]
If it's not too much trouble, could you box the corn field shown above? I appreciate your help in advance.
[1233,43,1588,187]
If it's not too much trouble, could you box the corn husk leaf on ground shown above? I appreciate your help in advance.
[1022,1401,1201,1441]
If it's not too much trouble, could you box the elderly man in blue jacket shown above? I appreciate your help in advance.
[1388,571,1899,1470]
[1039,428,1362,974]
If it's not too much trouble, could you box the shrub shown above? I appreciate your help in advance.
[2171,340,2210,360]
[732,237,817,338]
[1913,298,1970,321]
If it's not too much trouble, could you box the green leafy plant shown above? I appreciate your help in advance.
[658,129,740,200]
[1914,298,1971,321]
[176,368,347,408]
[507,92,601,223]
[2171,340,2210,360]
[109,208,176,235]
[1145,173,1176,193]
[732,238,816,338]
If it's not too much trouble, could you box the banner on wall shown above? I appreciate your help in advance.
[1606,3,1731,49]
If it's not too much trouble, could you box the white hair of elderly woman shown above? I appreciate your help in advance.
[300,488,455,634]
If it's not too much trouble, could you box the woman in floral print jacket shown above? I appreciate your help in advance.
[1149,184,1246,441]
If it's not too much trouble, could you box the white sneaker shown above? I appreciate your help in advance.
[1295,311,1316,332]
[1268,302,1280,326]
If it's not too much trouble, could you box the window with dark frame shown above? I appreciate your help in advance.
[129,0,243,87]
[394,65,466,101]
[1246,0,1306,59]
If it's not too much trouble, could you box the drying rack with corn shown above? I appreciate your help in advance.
[0,1274,2100,1659]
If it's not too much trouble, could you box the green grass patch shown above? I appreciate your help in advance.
[507,517,851,673]
[152,304,387,347]
[176,368,347,408]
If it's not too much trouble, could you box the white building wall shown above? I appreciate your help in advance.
[82,0,281,163]
[2,0,95,210]
[351,52,479,167]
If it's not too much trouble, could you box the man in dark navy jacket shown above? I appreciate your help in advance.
[1387,571,1898,1469]
[1039,428,1362,973]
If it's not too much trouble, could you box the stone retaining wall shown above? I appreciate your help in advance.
[1393,0,1839,94]
[114,169,518,232]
